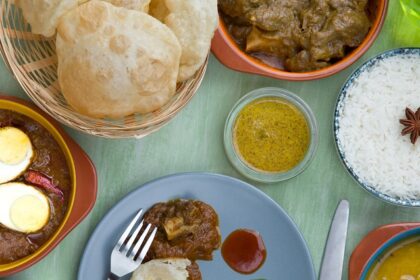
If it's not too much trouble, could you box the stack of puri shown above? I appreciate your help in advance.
[15,0,218,118]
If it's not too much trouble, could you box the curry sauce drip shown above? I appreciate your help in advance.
[233,98,310,172]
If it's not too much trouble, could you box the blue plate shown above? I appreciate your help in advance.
[334,48,420,207]
[78,173,315,280]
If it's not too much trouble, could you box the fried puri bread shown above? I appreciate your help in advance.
[15,0,77,37]
[56,0,181,118]
[102,0,151,12]
[130,258,201,280]
[149,0,218,81]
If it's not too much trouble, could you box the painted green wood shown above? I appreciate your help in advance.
[1,1,420,279]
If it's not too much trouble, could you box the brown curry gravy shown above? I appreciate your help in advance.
[222,229,266,274]
[219,0,376,72]
[143,199,221,262]
[0,109,71,264]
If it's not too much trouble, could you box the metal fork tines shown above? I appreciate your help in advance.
[108,209,157,280]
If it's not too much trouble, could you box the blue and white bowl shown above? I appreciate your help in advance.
[334,48,420,207]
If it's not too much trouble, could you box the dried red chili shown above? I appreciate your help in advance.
[24,170,64,200]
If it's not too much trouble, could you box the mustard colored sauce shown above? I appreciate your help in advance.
[233,97,310,173]
[367,238,420,280]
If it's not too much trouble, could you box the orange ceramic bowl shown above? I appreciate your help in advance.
[211,0,389,81]
[349,223,420,280]
[0,95,97,277]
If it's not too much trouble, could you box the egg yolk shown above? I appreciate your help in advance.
[0,127,32,165]
[10,195,50,233]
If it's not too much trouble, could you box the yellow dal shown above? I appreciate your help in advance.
[368,238,420,280]
[233,97,310,172]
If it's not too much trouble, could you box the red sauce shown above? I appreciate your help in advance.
[221,229,266,274]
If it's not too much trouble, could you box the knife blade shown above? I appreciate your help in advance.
[319,200,350,280]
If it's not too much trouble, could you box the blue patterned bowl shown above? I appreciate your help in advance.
[334,48,420,207]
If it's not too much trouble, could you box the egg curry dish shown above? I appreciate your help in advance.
[0,109,71,264]
[130,199,221,280]
[219,0,374,72]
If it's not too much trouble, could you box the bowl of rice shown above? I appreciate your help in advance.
[334,48,420,207]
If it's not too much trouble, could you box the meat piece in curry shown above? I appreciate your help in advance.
[219,0,372,72]
[187,261,202,280]
[143,199,221,261]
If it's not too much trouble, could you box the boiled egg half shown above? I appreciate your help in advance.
[0,182,50,233]
[0,126,33,184]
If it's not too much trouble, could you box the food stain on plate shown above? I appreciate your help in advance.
[222,229,266,274]
[233,97,310,173]
[366,237,420,280]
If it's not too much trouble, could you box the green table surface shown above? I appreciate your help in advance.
[2,2,420,279]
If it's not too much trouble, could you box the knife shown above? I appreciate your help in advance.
[319,200,350,280]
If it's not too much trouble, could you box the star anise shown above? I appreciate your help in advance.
[400,107,420,144]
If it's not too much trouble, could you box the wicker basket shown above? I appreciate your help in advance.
[0,1,208,138]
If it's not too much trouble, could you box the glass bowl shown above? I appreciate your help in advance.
[224,87,318,183]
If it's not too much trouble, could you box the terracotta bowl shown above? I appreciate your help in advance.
[211,0,389,81]
[0,95,97,277]
[349,223,420,280]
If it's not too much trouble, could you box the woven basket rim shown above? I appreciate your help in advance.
[0,1,208,138]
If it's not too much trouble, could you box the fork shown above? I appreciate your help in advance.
[108,209,157,280]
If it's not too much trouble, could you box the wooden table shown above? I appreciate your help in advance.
[2,1,420,279]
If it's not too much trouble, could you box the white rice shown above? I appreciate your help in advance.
[337,53,420,200]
